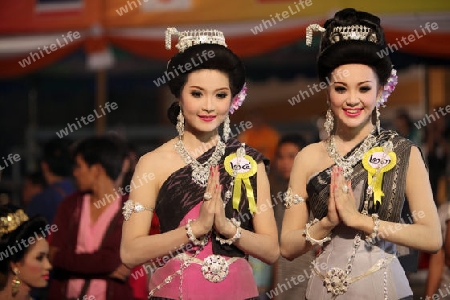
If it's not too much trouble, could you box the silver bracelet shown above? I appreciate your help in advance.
[302,218,331,246]
[215,218,242,245]
[365,214,380,244]
[185,219,208,246]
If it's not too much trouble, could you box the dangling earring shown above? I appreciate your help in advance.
[222,115,231,142]
[324,109,334,136]
[12,268,20,297]
[376,106,381,135]
[176,109,184,138]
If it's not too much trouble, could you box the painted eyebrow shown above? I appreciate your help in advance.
[333,80,373,86]
[188,86,230,92]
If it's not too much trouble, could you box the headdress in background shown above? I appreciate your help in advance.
[0,209,28,238]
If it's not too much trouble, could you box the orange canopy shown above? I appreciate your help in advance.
[1,0,449,78]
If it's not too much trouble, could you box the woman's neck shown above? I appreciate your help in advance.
[181,129,220,157]
[333,122,375,154]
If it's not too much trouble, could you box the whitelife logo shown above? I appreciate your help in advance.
[55,102,118,138]
[18,31,81,68]
[250,0,313,35]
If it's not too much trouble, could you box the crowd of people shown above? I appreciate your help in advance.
[0,7,449,300]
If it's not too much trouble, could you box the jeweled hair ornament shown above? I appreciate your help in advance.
[0,209,29,238]
[229,83,247,115]
[377,68,398,108]
[306,24,326,46]
[306,24,377,46]
[165,27,227,53]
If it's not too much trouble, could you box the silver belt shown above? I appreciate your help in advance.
[313,254,395,297]
[176,253,239,283]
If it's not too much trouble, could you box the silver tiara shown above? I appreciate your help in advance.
[331,25,378,43]
[306,24,378,46]
[165,27,227,53]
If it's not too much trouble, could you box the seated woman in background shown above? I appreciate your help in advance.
[0,204,52,300]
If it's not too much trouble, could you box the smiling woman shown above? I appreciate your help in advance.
[0,204,51,300]
[280,8,441,300]
[120,27,279,300]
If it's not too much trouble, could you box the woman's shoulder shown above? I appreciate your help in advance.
[291,140,329,178]
[383,130,423,160]
[383,129,415,147]
[136,138,185,188]
[138,138,178,167]
[296,140,326,161]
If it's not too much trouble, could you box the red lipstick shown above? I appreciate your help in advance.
[343,108,363,117]
[198,115,216,122]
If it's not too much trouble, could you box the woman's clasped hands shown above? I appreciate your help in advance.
[191,165,237,239]
[326,165,361,229]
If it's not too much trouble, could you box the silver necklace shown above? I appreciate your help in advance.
[326,131,377,179]
[175,136,226,187]
[320,132,394,299]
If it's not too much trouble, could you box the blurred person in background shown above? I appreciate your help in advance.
[269,134,315,300]
[120,141,140,189]
[26,138,75,224]
[424,196,450,299]
[423,107,448,204]
[393,109,421,146]
[0,204,52,300]
[238,112,280,162]
[21,171,46,210]
[48,136,133,300]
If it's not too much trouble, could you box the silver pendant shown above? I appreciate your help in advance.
[191,165,210,187]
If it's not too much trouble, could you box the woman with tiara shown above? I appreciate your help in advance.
[120,27,279,299]
[280,8,442,300]
[0,204,52,300]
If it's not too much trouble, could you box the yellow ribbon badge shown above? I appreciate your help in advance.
[362,147,397,206]
[224,152,258,214]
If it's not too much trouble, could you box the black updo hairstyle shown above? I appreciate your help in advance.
[0,204,47,289]
[167,43,246,125]
[317,8,393,87]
